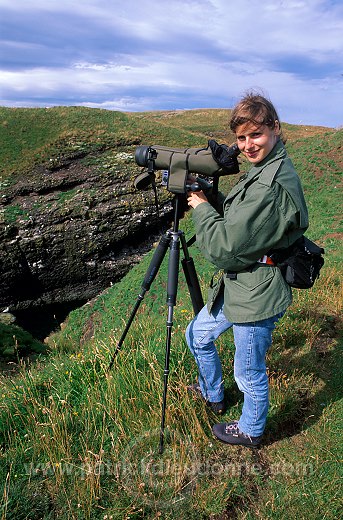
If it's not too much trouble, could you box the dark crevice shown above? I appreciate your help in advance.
[13,300,88,341]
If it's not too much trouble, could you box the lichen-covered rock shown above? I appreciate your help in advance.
[0,149,175,313]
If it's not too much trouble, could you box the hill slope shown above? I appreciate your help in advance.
[0,107,342,520]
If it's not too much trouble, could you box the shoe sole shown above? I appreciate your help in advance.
[213,434,261,448]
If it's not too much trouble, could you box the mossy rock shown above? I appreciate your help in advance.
[0,319,47,360]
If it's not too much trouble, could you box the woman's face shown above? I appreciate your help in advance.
[235,121,280,164]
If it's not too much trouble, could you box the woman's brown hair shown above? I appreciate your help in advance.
[230,92,283,140]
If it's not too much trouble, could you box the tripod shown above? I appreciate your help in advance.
[108,195,204,453]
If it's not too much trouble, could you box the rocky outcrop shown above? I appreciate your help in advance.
[0,148,175,319]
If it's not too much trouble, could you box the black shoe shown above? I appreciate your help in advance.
[212,421,262,447]
[187,383,226,414]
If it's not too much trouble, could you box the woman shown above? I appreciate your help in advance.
[186,92,308,447]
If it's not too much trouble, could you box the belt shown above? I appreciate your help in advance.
[226,255,275,280]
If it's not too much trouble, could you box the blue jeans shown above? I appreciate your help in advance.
[185,295,284,437]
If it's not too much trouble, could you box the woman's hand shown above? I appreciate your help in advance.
[187,190,208,209]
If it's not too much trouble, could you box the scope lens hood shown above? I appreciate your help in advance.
[135,145,151,167]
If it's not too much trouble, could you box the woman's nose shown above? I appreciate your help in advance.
[245,137,252,149]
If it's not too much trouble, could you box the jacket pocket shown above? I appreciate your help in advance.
[230,266,275,292]
[223,265,292,322]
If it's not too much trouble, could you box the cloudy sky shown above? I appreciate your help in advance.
[0,0,342,128]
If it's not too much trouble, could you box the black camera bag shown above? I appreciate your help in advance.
[271,236,325,289]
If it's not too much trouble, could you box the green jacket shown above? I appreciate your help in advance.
[192,140,309,322]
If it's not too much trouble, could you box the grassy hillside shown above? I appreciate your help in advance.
[0,105,331,181]
[0,107,236,183]
[0,107,342,519]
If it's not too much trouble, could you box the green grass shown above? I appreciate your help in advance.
[0,106,228,185]
[0,107,131,179]
[1,251,341,519]
[0,107,342,519]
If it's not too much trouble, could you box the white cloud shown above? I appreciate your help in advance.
[0,0,342,126]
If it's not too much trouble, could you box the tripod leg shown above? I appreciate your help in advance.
[159,232,180,453]
[180,232,204,315]
[108,233,171,371]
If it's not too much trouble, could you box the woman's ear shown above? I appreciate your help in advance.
[274,120,281,135]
